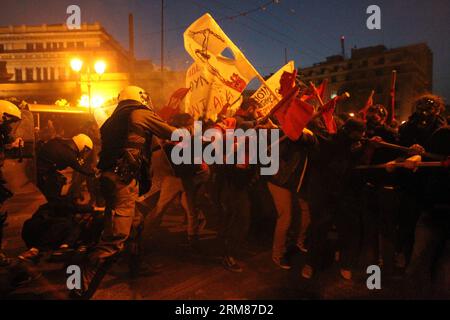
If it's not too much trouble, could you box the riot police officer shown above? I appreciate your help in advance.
[72,86,177,299]
[36,134,94,203]
[0,100,22,266]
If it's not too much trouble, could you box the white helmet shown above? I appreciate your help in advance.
[72,134,93,152]
[0,100,22,123]
[118,86,152,107]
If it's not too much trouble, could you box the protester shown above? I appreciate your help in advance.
[212,100,259,272]
[301,118,367,280]
[360,104,401,271]
[395,95,447,267]
[267,127,316,270]
[140,113,207,247]
[405,126,449,295]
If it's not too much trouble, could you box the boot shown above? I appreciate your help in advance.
[69,251,116,300]
[128,225,144,278]
[0,212,9,266]
[128,241,142,278]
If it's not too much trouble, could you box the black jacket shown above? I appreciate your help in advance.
[37,138,93,176]
[98,102,176,171]
[268,132,318,193]
[398,115,446,149]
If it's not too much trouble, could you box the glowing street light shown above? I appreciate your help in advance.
[94,60,106,75]
[70,58,83,72]
[69,58,107,113]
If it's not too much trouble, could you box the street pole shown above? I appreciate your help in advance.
[129,13,135,83]
[161,0,164,73]
[87,66,92,114]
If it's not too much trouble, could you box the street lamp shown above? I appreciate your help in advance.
[94,60,106,75]
[70,58,83,73]
[70,58,107,113]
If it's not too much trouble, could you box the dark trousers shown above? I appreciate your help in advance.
[217,180,251,257]
[361,185,399,268]
[22,215,80,249]
[406,210,450,288]
[307,190,361,270]
[307,197,334,270]
[0,211,6,250]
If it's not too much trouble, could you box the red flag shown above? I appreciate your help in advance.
[214,117,237,132]
[358,90,374,120]
[301,79,328,104]
[319,92,350,134]
[299,86,314,103]
[321,99,337,134]
[158,88,190,121]
[315,79,328,101]
[278,70,297,98]
[274,94,315,141]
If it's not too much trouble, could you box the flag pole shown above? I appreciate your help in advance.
[389,70,397,124]
[309,81,324,107]
[255,73,281,103]
[359,89,375,120]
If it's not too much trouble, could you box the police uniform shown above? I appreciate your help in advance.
[37,138,94,202]
[0,100,22,266]
[73,97,177,298]
[94,100,176,257]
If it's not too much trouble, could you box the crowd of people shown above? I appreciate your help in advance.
[0,77,448,299]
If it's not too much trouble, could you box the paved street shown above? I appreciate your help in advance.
[0,182,448,300]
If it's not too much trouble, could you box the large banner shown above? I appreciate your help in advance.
[184,13,259,121]
[251,61,295,117]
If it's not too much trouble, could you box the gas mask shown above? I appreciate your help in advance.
[413,98,441,129]
[366,105,388,127]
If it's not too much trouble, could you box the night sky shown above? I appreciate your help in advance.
[1,0,449,101]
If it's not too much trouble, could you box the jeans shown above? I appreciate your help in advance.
[267,182,310,260]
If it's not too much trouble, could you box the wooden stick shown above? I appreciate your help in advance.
[388,70,397,124]
[368,139,444,160]
[309,81,324,107]
[356,161,448,170]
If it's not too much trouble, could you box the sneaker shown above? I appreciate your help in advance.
[76,245,88,254]
[10,266,42,287]
[296,242,308,253]
[197,210,207,232]
[301,264,314,279]
[222,255,243,273]
[18,248,40,264]
[340,268,352,280]
[51,244,74,259]
[70,255,115,300]
[272,256,292,270]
